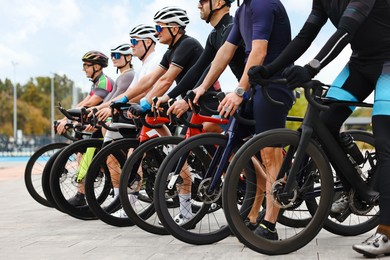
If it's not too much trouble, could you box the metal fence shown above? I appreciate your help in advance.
[0,134,69,157]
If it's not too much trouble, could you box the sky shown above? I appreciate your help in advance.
[0,0,360,99]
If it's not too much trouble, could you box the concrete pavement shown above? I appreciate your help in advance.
[0,161,384,260]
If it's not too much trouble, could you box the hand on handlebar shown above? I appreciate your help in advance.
[248,65,272,86]
[218,92,243,118]
[128,103,147,117]
[167,99,189,118]
[282,65,315,89]
[155,95,170,111]
[192,86,207,105]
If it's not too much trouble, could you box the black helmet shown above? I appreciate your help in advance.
[82,51,109,68]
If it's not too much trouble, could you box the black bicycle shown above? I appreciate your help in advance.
[222,79,378,255]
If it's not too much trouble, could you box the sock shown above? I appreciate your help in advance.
[179,193,192,219]
[128,192,138,208]
[261,220,276,231]
[113,188,119,198]
[377,224,390,238]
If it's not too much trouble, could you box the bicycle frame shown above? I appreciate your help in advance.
[281,89,378,204]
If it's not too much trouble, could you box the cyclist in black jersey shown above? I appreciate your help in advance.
[126,6,204,116]
[155,0,246,122]
[248,0,390,256]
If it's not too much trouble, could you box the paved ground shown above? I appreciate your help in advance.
[0,161,386,260]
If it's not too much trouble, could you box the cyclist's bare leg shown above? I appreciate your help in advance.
[203,122,223,133]
[261,147,283,224]
[247,156,266,223]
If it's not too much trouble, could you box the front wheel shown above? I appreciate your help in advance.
[154,133,235,245]
[223,129,334,255]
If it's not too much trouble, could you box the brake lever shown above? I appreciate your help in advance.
[152,96,159,121]
[168,98,176,125]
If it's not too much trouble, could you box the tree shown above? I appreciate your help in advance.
[0,75,85,137]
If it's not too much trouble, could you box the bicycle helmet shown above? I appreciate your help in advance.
[224,0,235,6]
[111,43,133,56]
[153,6,190,27]
[82,51,109,68]
[129,24,158,43]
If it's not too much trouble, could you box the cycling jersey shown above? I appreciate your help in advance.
[227,0,294,134]
[227,0,291,66]
[89,72,114,102]
[167,14,246,99]
[105,69,135,101]
[159,34,203,94]
[130,51,161,88]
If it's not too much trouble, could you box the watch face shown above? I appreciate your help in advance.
[235,87,244,96]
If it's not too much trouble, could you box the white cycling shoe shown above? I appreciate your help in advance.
[353,233,390,257]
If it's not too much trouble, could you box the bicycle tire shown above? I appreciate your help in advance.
[41,148,67,211]
[119,136,184,235]
[84,138,140,227]
[223,129,334,255]
[154,133,241,245]
[50,138,104,220]
[25,142,68,207]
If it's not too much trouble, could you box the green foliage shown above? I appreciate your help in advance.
[287,90,307,130]
[0,75,84,137]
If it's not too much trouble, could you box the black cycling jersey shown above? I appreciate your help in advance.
[267,0,390,74]
[167,14,246,99]
[159,34,203,94]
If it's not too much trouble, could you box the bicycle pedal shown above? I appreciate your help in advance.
[330,207,351,222]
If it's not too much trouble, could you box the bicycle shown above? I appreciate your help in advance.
[222,79,378,255]
[48,106,138,220]
[83,101,176,226]
[118,93,228,234]
[152,89,305,244]
[25,105,93,208]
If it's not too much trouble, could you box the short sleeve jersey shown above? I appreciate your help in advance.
[130,50,162,88]
[159,35,204,88]
[226,0,291,65]
[105,69,135,101]
[89,73,114,102]
[167,14,246,99]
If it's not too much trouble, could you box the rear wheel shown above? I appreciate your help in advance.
[24,142,68,207]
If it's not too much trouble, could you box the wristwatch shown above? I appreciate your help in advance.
[234,87,245,97]
[308,59,321,71]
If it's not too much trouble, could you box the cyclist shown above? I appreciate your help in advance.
[56,51,114,135]
[56,51,114,206]
[156,0,245,133]
[248,0,390,256]
[106,24,161,111]
[127,6,203,117]
[124,6,204,225]
[193,0,294,240]
[89,44,135,121]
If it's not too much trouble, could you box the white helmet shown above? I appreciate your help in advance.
[129,24,158,43]
[111,44,133,55]
[153,6,190,27]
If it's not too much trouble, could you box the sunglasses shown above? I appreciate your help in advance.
[111,53,122,59]
[130,38,146,46]
[155,24,178,33]
[82,63,94,69]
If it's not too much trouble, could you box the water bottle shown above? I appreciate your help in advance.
[339,132,364,165]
